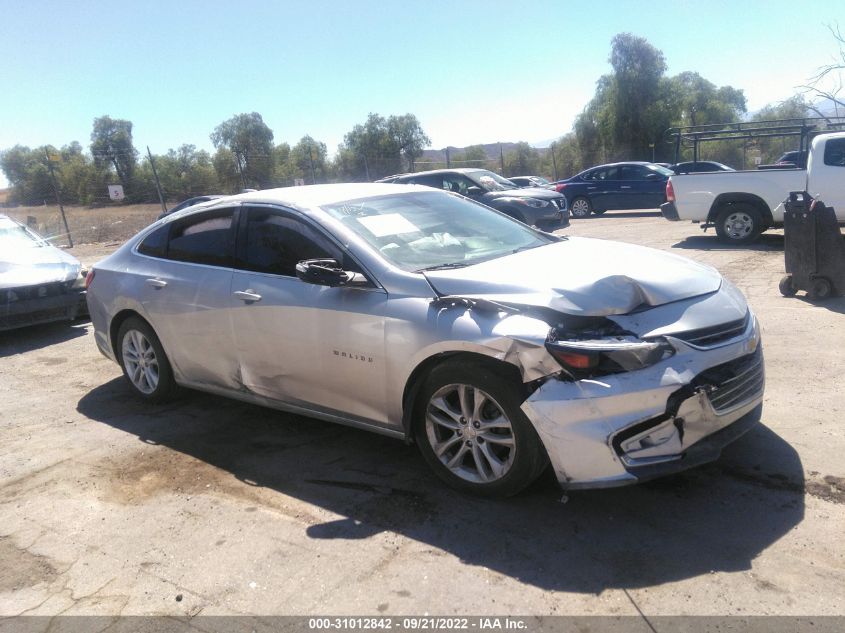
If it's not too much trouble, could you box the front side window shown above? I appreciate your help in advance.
[239,207,347,277]
[167,210,235,267]
[823,138,845,167]
[620,165,650,180]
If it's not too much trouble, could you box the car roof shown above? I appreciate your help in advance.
[164,183,433,218]
[395,167,487,178]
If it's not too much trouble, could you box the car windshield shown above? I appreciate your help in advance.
[0,218,47,252]
[322,191,555,272]
[467,170,519,192]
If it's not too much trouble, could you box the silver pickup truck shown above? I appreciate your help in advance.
[662,132,845,243]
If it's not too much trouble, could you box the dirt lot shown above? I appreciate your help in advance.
[1,210,844,617]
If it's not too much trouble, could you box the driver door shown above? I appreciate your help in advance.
[229,205,390,425]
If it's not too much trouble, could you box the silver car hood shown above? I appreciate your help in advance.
[423,237,722,316]
[0,244,81,290]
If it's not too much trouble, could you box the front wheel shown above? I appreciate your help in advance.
[714,204,764,244]
[570,197,592,218]
[117,317,178,402]
[414,360,548,497]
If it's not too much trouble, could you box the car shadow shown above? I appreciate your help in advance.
[0,319,89,358]
[672,234,784,251]
[78,379,804,593]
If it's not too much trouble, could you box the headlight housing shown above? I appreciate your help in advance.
[545,336,675,377]
[503,197,550,208]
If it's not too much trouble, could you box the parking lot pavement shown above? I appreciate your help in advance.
[1,211,843,617]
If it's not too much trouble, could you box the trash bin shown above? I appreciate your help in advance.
[780,191,845,299]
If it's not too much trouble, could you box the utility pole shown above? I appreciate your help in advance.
[550,143,558,181]
[499,143,505,174]
[147,146,167,214]
[364,155,371,181]
[308,144,317,184]
[446,147,450,169]
[43,149,73,248]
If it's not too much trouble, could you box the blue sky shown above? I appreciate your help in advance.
[1,0,842,187]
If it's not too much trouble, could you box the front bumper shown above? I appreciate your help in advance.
[661,201,680,221]
[521,315,764,489]
[0,286,87,331]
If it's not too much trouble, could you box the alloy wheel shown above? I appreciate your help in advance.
[121,329,160,394]
[425,384,516,484]
[571,198,591,217]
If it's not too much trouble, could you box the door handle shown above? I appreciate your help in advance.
[587,187,597,190]
[620,186,632,189]
[233,290,262,303]
[145,278,167,289]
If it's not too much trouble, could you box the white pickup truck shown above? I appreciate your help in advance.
[662,131,845,243]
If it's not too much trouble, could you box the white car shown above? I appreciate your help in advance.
[1,214,86,331]
[86,184,764,497]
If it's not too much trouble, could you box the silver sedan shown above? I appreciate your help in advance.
[86,184,764,497]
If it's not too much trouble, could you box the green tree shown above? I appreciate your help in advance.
[291,135,328,184]
[210,112,275,188]
[504,142,540,176]
[212,147,243,193]
[90,116,138,194]
[387,114,431,171]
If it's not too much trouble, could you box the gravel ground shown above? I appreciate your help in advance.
[1,210,843,617]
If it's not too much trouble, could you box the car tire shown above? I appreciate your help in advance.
[413,359,548,497]
[116,317,178,403]
[714,204,764,244]
[570,197,592,218]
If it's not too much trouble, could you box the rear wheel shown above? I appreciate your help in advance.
[117,317,178,402]
[414,360,548,497]
[570,197,592,218]
[715,204,764,244]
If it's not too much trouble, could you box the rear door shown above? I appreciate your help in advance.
[134,207,239,389]
[229,205,391,426]
[583,166,622,210]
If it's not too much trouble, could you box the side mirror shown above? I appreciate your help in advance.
[466,186,484,196]
[296,259,368,287]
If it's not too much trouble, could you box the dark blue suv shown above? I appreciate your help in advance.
[552,162,674,218]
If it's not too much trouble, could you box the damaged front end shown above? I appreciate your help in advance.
[431,282,764,490]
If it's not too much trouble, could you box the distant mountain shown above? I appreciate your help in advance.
[420,142,553,165]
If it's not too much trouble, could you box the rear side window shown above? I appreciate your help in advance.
[823,138,845,167]
[239,207,348,277]
[137,225,169,258]
[167,210,235,267]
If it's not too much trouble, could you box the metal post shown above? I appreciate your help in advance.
[499,143,505,174]
[309,144,317,184]
[364,155,371,181]
[43,149,73,247]
[551,143,558,181]
[147,146,167,214]
[446,147,450,169]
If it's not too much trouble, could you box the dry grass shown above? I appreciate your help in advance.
[3,203,163,246]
